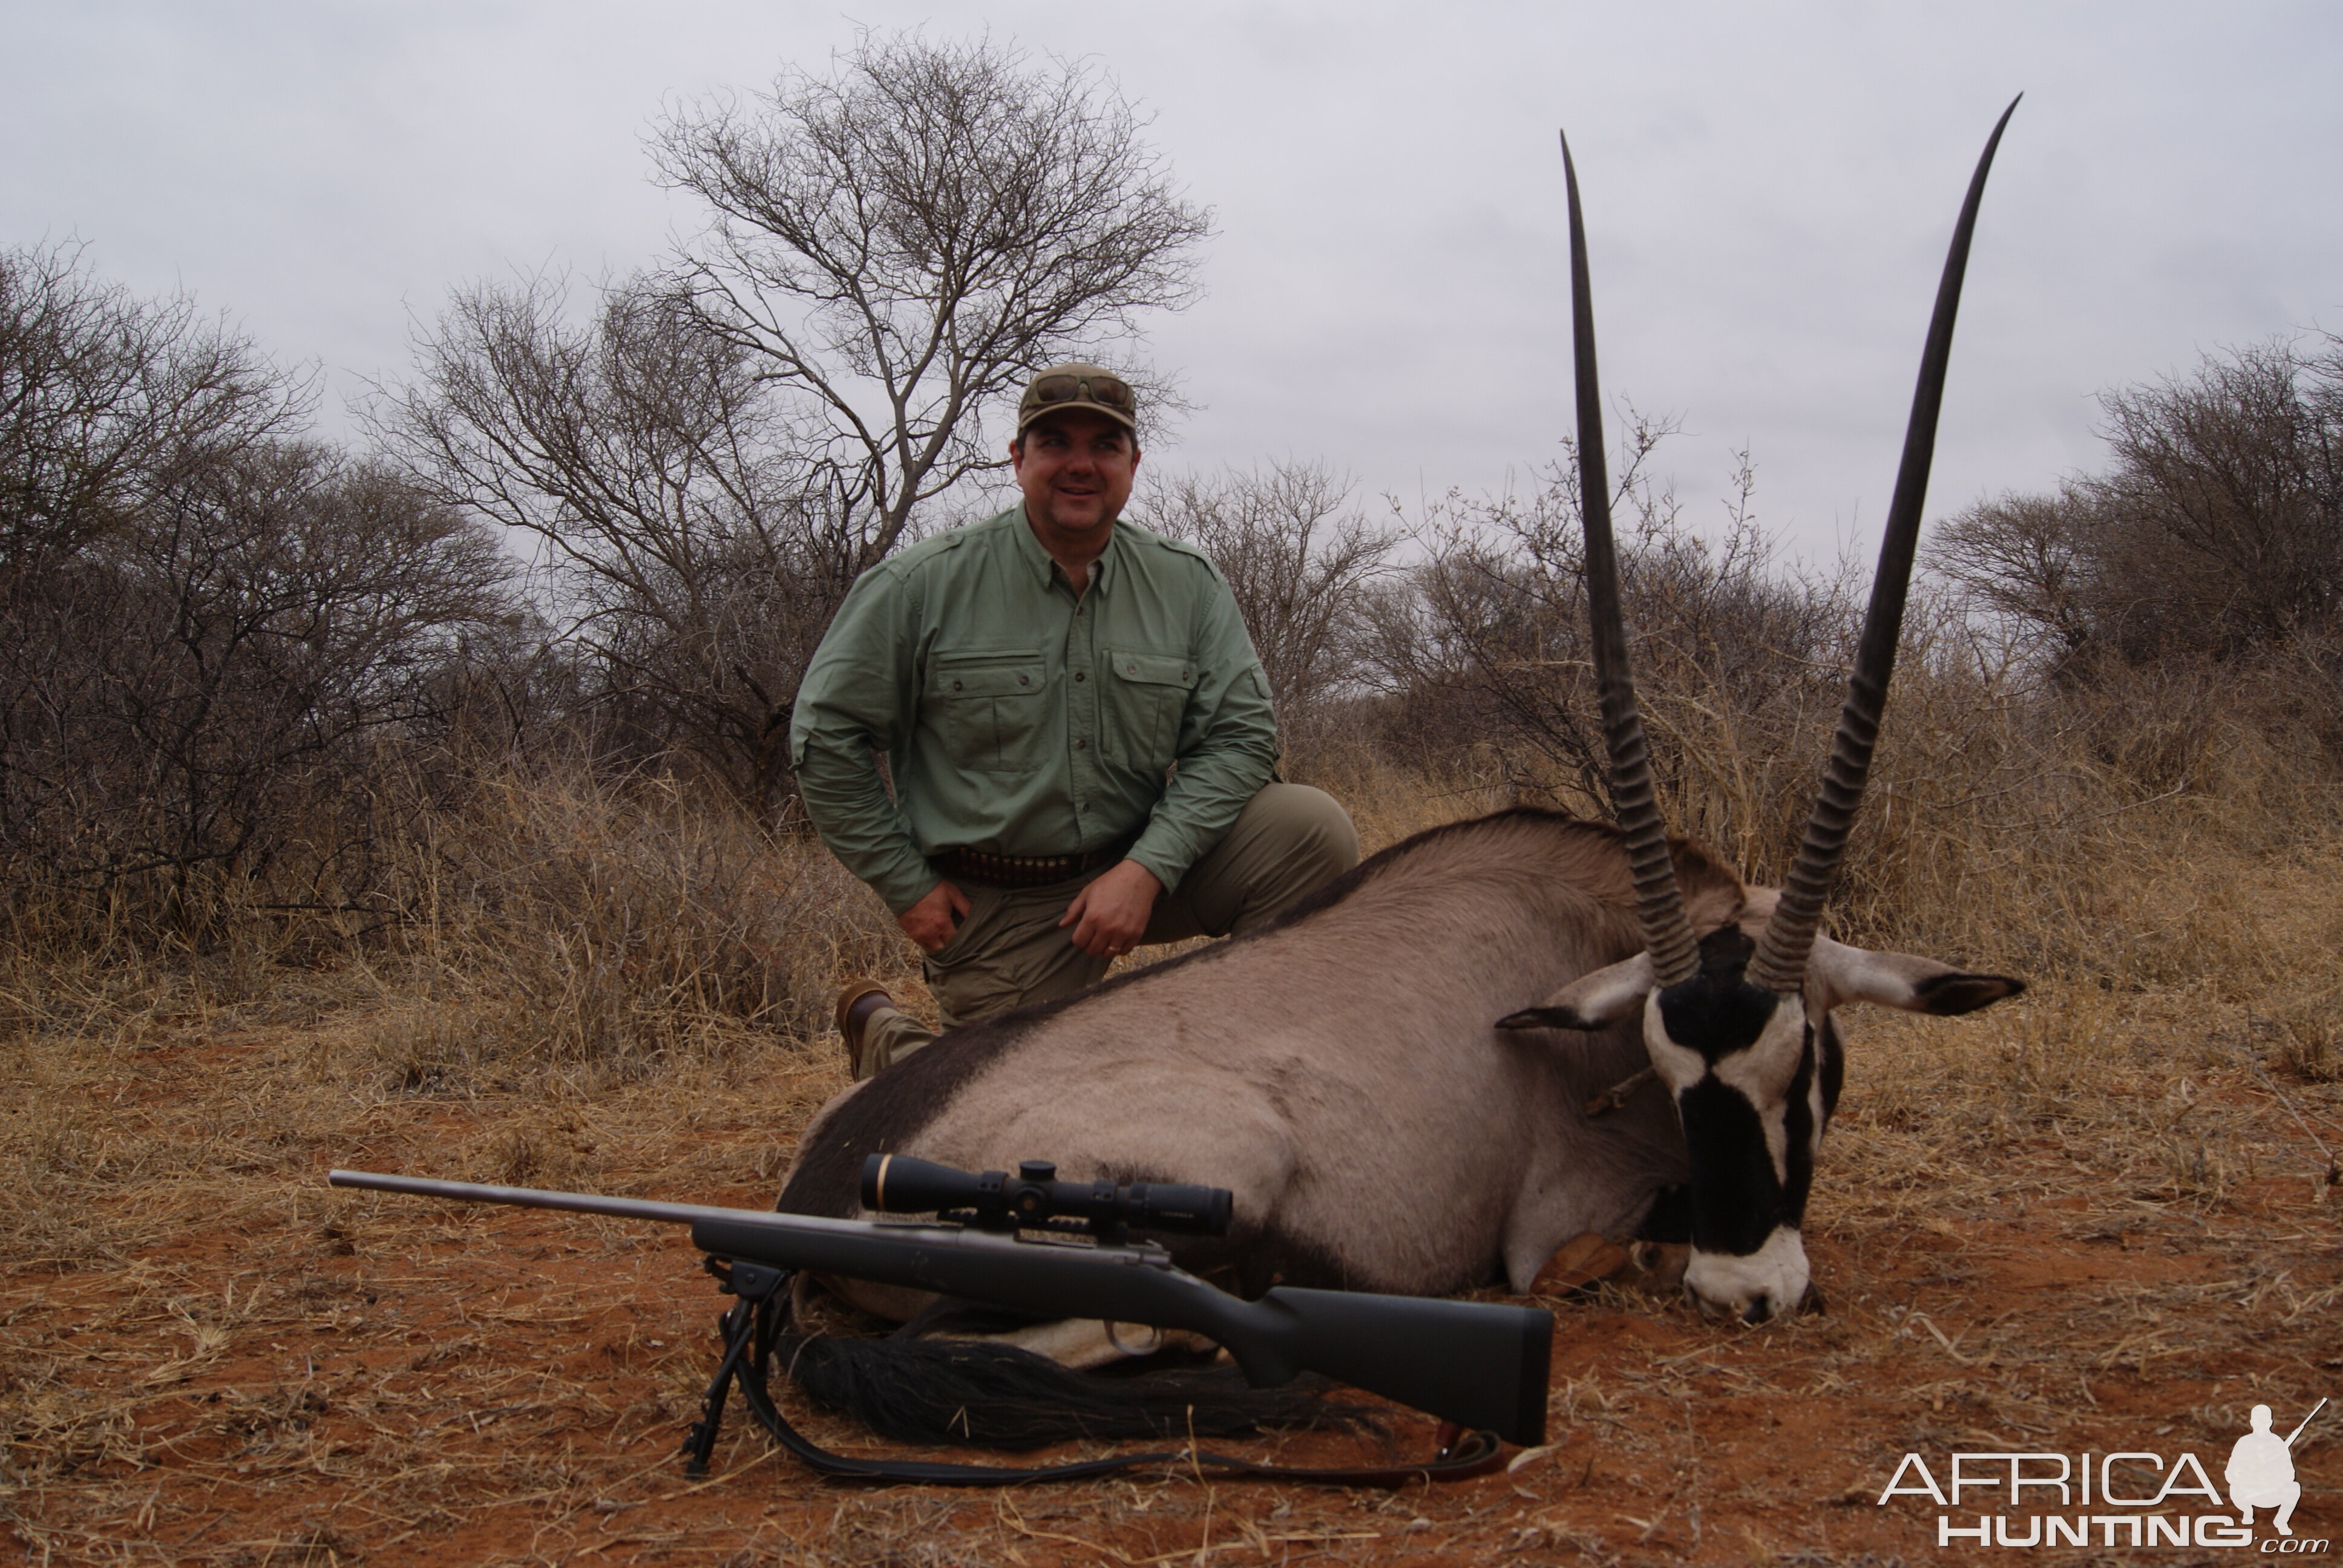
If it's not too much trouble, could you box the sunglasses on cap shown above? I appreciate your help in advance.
[1017,370,1136,430]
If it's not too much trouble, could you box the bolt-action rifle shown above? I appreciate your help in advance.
[328,1156,1553,1486]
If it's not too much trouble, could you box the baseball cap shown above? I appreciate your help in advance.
[1016,363,1138,436]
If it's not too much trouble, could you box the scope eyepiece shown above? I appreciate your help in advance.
[860,1153,1233,1239]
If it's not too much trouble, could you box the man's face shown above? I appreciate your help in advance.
[1012,411,1138,538]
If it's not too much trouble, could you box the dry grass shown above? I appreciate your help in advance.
[2,767,922,1082]
[358,770,917,1075]
[4,738,2341,1564]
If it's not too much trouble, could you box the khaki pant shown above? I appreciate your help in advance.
[859,783,1357,1077]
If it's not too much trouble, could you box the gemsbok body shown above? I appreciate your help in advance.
[778,103,2027,1354]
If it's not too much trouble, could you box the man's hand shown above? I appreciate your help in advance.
[899,880,973,953]
[1059,860,1162,959]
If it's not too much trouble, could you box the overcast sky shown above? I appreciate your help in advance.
[5,2,2338,561]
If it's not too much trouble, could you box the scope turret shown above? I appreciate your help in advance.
[860,1154,1232,1240]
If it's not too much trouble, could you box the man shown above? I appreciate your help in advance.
[790,364,1358,1077]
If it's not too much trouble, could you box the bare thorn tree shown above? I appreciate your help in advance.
[649,31,1212,575]
[1,241,307,570]
[4,433,514,936]
[372,272,828,806]
[381,33,1210,813]
[1365,408,1685,806]
[1924,485,2099,669]
[1928,338,2343,672]
[1138,460,1397,736]
[1366,411,1847,838]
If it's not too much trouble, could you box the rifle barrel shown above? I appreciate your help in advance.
[329,1168,877,1234]
[327,1168,1164,1263]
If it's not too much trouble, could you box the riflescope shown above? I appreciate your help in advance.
[860,1154,1232,1240]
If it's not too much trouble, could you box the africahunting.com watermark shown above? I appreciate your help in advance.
[1877,1400,2327,1552]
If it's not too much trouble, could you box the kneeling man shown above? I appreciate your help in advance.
[790,365,1357,1077]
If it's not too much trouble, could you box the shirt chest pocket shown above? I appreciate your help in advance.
[1103,649,1198,768]
[929,655,1047,776]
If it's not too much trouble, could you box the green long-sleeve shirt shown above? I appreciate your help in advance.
[790,507,1279,914]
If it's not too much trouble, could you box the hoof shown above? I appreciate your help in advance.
[1532,1233,1630,1297]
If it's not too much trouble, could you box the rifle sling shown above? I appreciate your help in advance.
[698,1261,1512,1488]
[735,1352,1509,1487]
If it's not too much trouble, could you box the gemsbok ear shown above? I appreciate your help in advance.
[1807,938,2025,1017]
[1497,952,1656,1031]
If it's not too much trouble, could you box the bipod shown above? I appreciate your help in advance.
[682,1255,788,1477]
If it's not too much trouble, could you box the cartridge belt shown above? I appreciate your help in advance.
[931,835,1136,889]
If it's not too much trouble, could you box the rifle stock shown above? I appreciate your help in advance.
[332,1169,1552,1446]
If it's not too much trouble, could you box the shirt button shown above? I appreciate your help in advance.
[1075,739,1087,750]
[1018,674,1029,685]
[951,680,963,691]
[1074,671,1086,682]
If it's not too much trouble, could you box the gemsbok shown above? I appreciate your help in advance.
[775,103,2028,1391]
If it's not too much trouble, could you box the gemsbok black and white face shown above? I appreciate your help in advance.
[1513,921,2021,1322]
[1499,103,2029,1324]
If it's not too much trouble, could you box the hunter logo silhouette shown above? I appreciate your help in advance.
[2229,1399,2325,1536]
